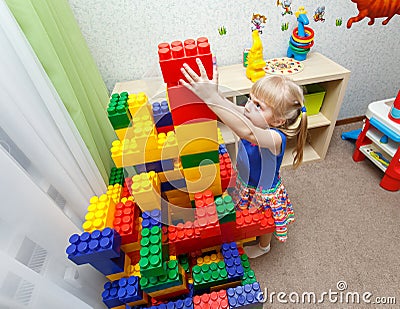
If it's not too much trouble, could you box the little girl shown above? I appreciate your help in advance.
[180,59,307,258]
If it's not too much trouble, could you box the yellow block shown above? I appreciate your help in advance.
[178,138,219,156]
[82,194,116,232]
[175,120,218,142]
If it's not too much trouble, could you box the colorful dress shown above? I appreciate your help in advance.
[231,128,294,242]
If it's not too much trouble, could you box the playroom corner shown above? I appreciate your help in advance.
[0,0,399,308]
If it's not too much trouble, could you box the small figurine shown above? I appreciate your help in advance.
[314,6,326,22]
[277,0,293,16]
[251,13,267,34]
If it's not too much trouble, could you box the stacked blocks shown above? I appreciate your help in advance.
[67,36,272,309]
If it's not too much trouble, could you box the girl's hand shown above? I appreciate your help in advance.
[179,58,220,103]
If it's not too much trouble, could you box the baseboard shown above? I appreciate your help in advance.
[335,116,365,126]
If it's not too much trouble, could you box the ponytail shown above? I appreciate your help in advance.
[293,106,308,168]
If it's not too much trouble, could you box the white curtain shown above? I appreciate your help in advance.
[0,1,107,307]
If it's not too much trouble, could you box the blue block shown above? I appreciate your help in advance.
[152,101,173,128]
[221,242,244,280]
[227,282,263,308]
[118,276,143,304]
[341,129,362,141]
[161,178,187,192]
[102,281,124,308]
[142,209,162,229]
[219,144,228,155]
[66,228,121,265]
[91,251,125,276]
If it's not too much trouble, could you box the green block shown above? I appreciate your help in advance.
[215,195,236,224]
[180,150,219,169]
[109,167,125,186]
[107,93,132,130]
[192,261,229,290]
[178,254,190,273]
[139,226,165,277]
[139,260,183,293]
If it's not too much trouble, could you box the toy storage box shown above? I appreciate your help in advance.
[304,84,326,115]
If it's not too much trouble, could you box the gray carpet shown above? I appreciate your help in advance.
[250,122,400,308]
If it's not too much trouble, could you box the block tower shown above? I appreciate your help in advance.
[66,36,274,309]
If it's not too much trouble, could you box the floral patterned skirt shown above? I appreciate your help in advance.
[231,175,295,242]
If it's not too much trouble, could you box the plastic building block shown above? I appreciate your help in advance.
[139,259,183,293]
[193,290,229,309]
[221,242,244,281]
[139,226,165,277]
[113,200,139,245]
[107,92,132,130]
[82,194,116,232]
[161,178,187,192]
[141,209,162,230]
[117,276,147,306]
[158,37,213,87]
[152,100,173,128]
[127,92,152,119]
[131,172,161,211]
[102,280,124,308]
[166,223,201,255]
[215,195,236,224]
[109,167,125,186]
[235,208,275,239]
[196,252,224,266]
[106,252,132,281]
[193,190,215,208]
[107,184,123,204]
[226,282,264,309]
[180,150,220,169]
[194,203,221,239]
[167,85,216,126]
[219,153,237,191]
[154,131,179,162]
[192,261,229,291]
[66,228,120,263]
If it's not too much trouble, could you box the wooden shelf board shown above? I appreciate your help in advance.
[282,142,321,167]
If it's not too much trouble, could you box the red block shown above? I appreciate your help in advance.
[220,221,236,243]
[193,290,229,309]
[167,85,216,126]
[156,124,175,135]
[158,37,213,87]
[112,200,139,245]
[219,153,237,191]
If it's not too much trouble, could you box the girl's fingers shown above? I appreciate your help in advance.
[180,67,195,84]
[182,63,199,81]
[179,79,194,91]
[196,58,207,77]
[212,63,218,85]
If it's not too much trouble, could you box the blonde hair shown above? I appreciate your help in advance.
[251,75,308,168]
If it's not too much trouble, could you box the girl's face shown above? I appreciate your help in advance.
[244,93,284,128]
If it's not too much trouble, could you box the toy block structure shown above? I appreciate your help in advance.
[66,36,275,309]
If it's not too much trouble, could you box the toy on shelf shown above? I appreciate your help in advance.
[263,57,304,75]
[246,30,266,82]
[388,90,400,124]
[287,6,315,61]
[353,97,400,191]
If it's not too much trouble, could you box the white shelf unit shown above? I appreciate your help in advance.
[113,52,350,167]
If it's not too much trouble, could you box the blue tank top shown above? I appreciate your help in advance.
[236,128,286,190]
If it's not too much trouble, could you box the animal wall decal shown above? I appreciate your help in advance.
[347,0,400,28]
